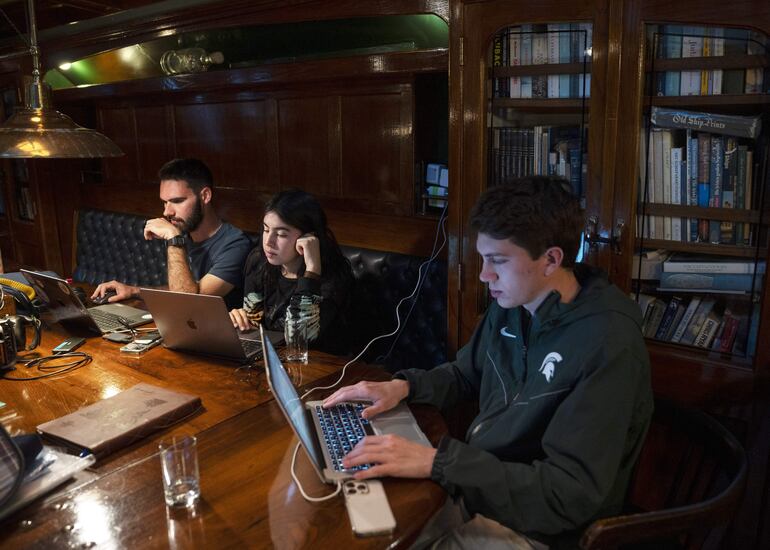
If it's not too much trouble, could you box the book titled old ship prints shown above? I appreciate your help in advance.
[37,383,201,457]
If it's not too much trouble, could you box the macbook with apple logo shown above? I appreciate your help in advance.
[139,288,283,362]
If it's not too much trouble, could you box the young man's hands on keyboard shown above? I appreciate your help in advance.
[322,380,437,480]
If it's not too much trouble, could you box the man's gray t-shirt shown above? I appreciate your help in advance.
[187,222,252,310]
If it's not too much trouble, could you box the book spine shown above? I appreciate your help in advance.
[710,28,724,95]
[708,136,724,243]
[663,260,765,275]
[718,312,740,352]
[697,133,711,240]
[671,146,683,241]
[662,131,673,240]
[493,33,505,98]
[694,312,721,348]
[650,107,761,139]
[509,28,521,98]
[671,296,701,342]
[655,296,682,340]
[680,27,703,96]
[720,137,737,244]
[680,298,715,346]
[735,145,747,244]
[653,130,665,238]
[686,131,699,241]
[660,272,763,291]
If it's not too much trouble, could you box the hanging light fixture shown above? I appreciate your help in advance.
[0,0,123,158]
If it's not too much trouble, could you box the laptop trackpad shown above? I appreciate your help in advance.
[370,403,431,447]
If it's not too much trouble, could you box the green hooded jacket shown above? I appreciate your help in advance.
[396,264,653,544]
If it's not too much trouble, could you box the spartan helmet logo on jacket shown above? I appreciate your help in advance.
[539,352,563,382]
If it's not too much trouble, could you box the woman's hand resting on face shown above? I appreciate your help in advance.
[295,234,321,275]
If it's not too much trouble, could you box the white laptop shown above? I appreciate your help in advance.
[140,288,282,362]
[21,269,151,334]
[259,324,431,483]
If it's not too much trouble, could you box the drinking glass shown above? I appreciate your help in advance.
[159,435,200,508]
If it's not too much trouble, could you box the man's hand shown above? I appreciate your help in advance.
[144,218,181,241]
[343,435,437,480]
[229,308,252,331]
[323,379,409,420]
[295,234,321,275]
[91,280,138,302]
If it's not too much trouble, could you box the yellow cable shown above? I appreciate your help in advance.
[0,277,36,300]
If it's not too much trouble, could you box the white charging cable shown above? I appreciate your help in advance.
[292,205,447,502]
[301,208,448,402]
[290,441,342,502]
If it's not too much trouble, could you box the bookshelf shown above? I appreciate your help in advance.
[487,25,591,206]
[633,23,769,364]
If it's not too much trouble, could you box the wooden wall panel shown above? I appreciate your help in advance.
[135,105,174,185]
[64,75,443,259]
[277,96,335,196]
[99,107,137,184]
[174,101,270,191]
[339,91,410,210]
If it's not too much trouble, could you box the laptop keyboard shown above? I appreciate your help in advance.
[315,403,373,472]
[240,338,262,357]
[89,308,132,332]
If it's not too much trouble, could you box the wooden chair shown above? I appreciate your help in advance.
[580,399,748,550]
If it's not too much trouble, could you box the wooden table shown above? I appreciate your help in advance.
[0,306,448,548]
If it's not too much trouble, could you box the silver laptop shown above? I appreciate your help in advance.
[140,288,282,362]
[21,270,151,334]
[259,324,431,483]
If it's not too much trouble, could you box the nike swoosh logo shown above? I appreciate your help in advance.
[500,327,517,339]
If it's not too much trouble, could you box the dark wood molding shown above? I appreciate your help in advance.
[38,0,450,68]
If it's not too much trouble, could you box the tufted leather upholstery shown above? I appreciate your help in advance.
[340,245,447,372]
[73,209,168,287]
[73,209,447,370]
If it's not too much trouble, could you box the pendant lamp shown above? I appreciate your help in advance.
[0,0,123,158]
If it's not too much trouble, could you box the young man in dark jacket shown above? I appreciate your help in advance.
[324,176,653,547]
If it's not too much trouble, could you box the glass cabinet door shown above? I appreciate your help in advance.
[451,1,609,349]
[633,24,769,363]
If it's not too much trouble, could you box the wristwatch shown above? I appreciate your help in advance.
[166,235,187,248]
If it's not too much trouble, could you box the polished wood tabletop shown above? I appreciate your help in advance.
[1,309,346,472]
[0,301,448,548]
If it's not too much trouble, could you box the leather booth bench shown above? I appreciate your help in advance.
[73,208,447,370]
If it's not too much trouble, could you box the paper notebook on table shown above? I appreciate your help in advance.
[36,383,201,458]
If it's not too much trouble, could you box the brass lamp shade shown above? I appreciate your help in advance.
[0,0,123,159]
[0,80,123,158]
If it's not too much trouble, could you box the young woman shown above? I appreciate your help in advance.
[229,189,353,353]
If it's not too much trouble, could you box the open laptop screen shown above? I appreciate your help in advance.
[261,330,327,475]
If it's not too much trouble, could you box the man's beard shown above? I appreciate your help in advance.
[167,198,203,234]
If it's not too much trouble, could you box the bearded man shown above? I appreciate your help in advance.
[92,158,252,309]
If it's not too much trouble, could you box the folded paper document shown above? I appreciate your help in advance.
[37,383,201,457]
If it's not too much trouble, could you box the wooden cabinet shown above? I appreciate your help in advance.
[449,0,769,402]
[448,0,615,349]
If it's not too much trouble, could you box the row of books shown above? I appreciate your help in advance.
[637,109,762,245]
[492,23,593,99]
[635,251,765,292]
[649,24,768,96]
[490,125,586,197]
[637,293,758,355]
